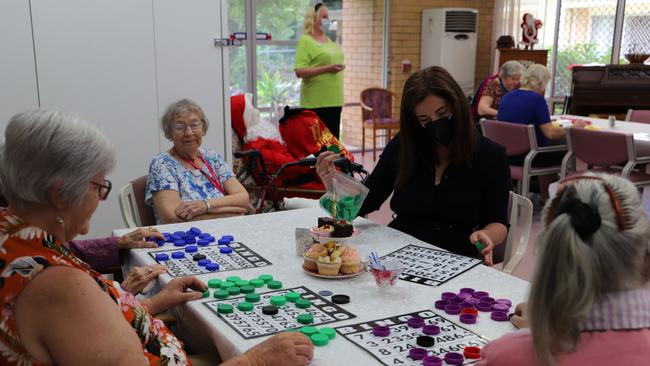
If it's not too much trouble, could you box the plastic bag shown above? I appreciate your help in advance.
[319,171,369,222]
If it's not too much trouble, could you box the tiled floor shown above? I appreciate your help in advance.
[350,149,540,282]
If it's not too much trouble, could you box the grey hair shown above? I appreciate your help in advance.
[161,99,209,140]
[529,173,650,366]
[521,63,550,92]
[0,109,116,209]
[499,60,525,79]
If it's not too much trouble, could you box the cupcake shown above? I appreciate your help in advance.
[317,224,333,237]
[303,244,326,272]
[340,246,361,274]
[317,256,341,276]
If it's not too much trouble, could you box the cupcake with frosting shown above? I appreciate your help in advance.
[340,246,361,274]
[303,243,326,271]
[317,255,341,276]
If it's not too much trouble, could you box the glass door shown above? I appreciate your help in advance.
[227,1,343,122]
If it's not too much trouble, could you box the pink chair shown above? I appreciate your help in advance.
[626,109,650,124]
[360,87,401,161]
[480,120,567,197]
[561,128,650,187]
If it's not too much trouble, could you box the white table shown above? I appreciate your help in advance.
[558,115,650,156]
[114,208,529,365]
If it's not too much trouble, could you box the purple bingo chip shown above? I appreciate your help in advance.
[372,325,390,337]
[422,325,440,336]
[491,311,508,322]
[457,292,473,301]
[444,352,465,365]
[459,287,475,294]
[407,316,425,328]
[441,292,456,301]
[460,302,475,309]
[492,303,510,312]
[476,302,493,312]
[449,296,463,304]
[473,291,489,299]
[444,304,461,315]
[408,348,427,360]
[434,300,449,310]
[423,355,443,366]
[482,296,495,304]
[495,298,512,307]
[459,313,477,324]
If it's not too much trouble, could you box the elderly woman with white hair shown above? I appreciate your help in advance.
[147,98,250,224]
[477,60,524,118]
[479,173,650,365]
[0,109,312,365]
[497,64,587,201]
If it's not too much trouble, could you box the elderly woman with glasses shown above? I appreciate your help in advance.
[0,109,312,365]
[146,99,249,224]
[477,60,524,118]
[479,173,650,365]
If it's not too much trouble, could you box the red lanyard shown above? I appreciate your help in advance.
[181,152,224,194]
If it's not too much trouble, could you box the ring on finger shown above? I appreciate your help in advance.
[147,267,153,273]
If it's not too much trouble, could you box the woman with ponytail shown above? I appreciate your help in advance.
[479,173,650,365]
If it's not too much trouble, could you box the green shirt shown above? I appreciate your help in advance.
[294,34,344,108]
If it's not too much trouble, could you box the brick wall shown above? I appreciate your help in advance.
[341,0,495,149]
[341,0,385,148]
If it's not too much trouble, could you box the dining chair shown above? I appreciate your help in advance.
[360,87,401,161]
[118,175,156,228]
[492,192,533,275]
[626,109,650,124]
[480,120,567,198]
[561,127,650,188]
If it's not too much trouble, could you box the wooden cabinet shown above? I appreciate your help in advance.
[497,49,548,68]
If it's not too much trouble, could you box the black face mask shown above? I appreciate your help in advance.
[423,115,454,147]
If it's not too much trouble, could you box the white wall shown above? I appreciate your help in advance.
[0,0,39,128]
[0,0,230,238]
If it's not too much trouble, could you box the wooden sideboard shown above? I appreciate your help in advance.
[570,65,650,116]
[497,49,548,68]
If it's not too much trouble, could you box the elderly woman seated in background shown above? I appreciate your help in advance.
[147,99,249,224]
[479,173,650,365]
[477,60,524,118]
[0,109,312,365]
[497,64,586,201]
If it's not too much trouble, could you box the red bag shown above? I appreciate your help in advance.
[279,108,354,160]
[243,138,316,186]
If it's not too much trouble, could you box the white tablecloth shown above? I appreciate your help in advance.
[558,115,650,156]
[114,208,529,365]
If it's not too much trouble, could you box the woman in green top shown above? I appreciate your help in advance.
[295,3,345,138]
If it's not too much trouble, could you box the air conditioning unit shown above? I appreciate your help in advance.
[420,8,478,96]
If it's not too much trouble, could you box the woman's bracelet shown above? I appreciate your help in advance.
[203,199,211,213]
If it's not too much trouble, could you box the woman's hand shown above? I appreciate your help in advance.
[241,332,313,366]
[469,229,495,266]
[316,151,340,189]
[144,276,207,315]
[175,200,209,221]
[328,64,345,73]
[117,228,164,249]
[121,264,167,294]
[510,302,529,329]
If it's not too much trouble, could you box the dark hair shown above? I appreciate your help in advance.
[315,3,323,12]
[397,66,479,185]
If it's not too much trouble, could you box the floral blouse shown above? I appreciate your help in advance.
[481,77,507,111]
[146,148,235,216]
[0,210,190,365]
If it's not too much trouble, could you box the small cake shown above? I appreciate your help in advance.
[317,256,342,276]
[340,246,361,274]
[317,224,333,237]
[303,244,326,272]
[332,221,353,238]
[318,217,335,228]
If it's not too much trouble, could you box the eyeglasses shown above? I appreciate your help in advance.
[172,121,203,133]
[90,179,112,200]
